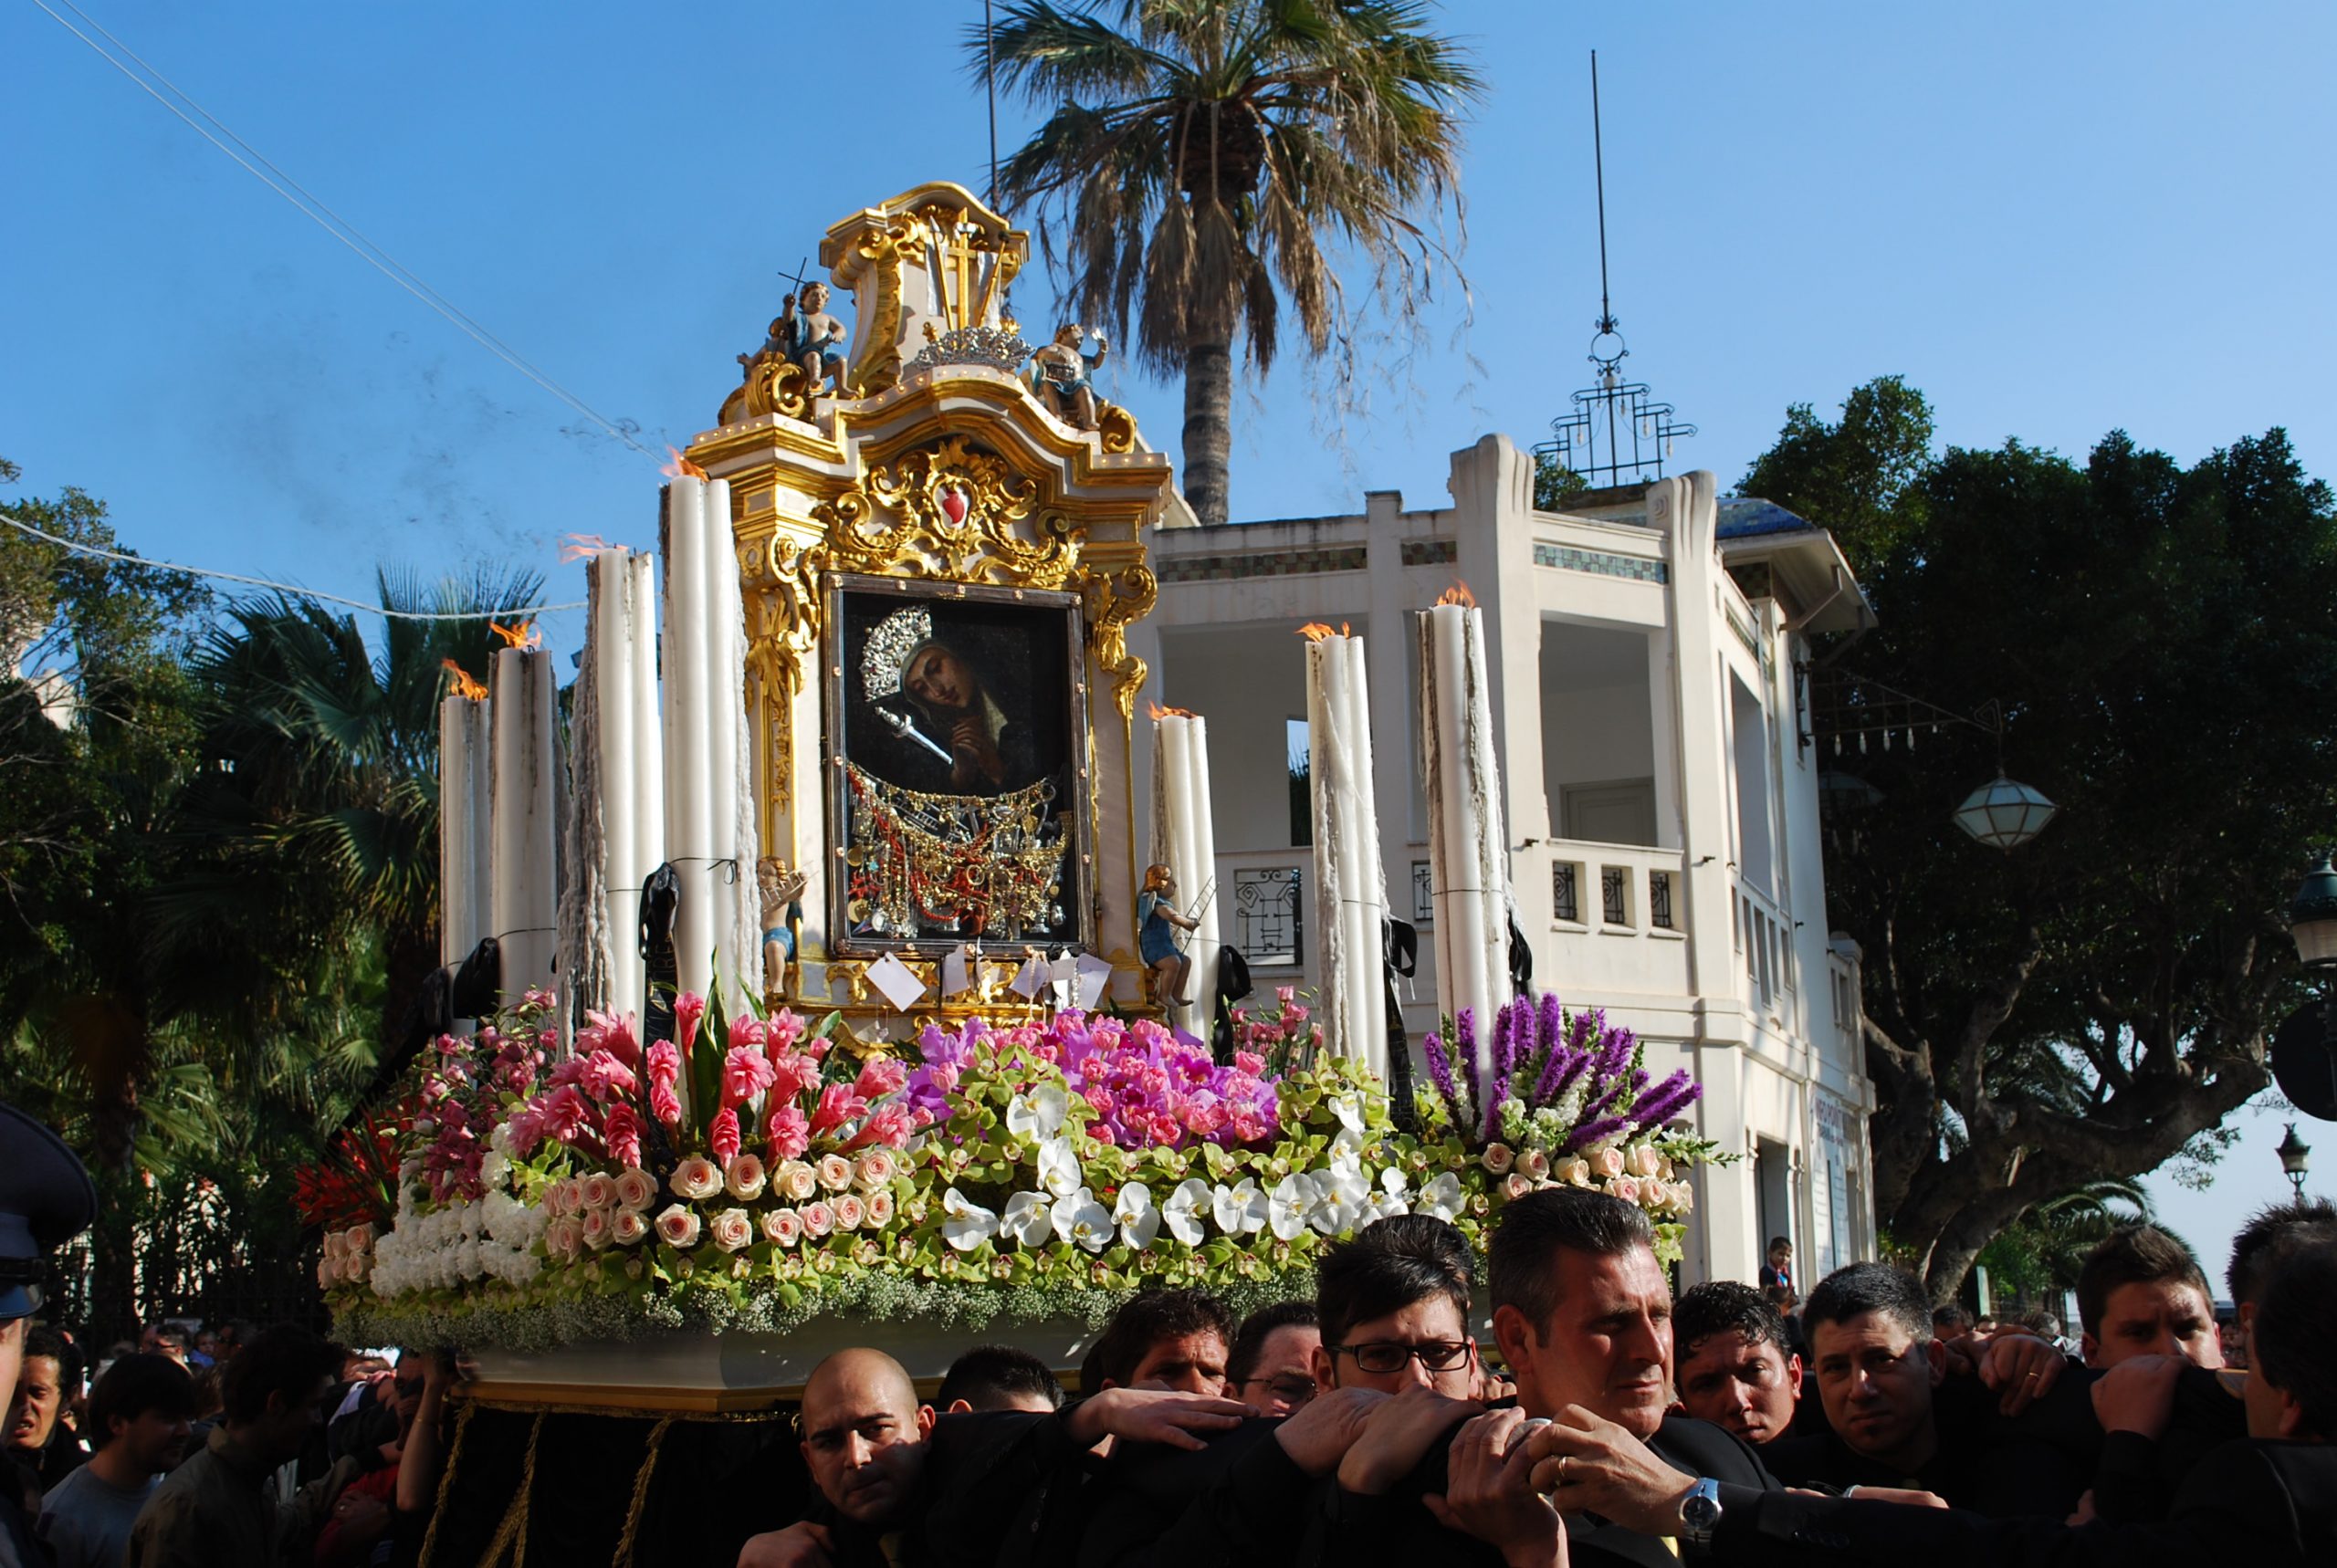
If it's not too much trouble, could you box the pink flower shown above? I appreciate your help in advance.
[816,1154,854,1192]
[708,1207,754,1253]
[504,1107,547,1157]
[580,1174,616,1211]
[810,1082,867,1136]
[767,1010,807,1051]
[722,1047,777,1109]
[646,1041,682,1129]
[766,1104,812,1163]
[1504,1172,1535,1202]
[854,1057,908,1100]
[653,1204,701,1248]
[762,1208,803,1247]
[842,1103,915,1152]
[576,1050,639,1103]
[536,1085,591,1146]
[1611,1176,1641,1205]
[613,1167,656,1212]
[581,1207,613,1249]
[768,1051,821,1103]
[800,1200,835,1238]
[1593,1145,1627,1179]
[603,1103,644,1171]
[710,1106,742,1167]
[612,1209,648,1245]
[674,992,707,1053]
[728,1014,768,1052]
[669,1156,724,1201]
[1234,1051,1266,1076]
[865,1189,896,1228]
[580,1009,642,1067]
[833,1192,867,1231]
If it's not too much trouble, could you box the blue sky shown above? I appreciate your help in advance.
[6,1,2331,1261]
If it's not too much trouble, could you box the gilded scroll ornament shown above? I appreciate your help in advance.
[1083,562,1158,720]
[816,436,1084,589]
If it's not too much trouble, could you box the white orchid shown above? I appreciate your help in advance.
[1005,1082,1071,1141]
[1052,1186,1115,1253]
[1310,1168,1372,1235]
[1213,1177,1269,1236]
[1330,1091,1367,1134]
[1268,1172,1318,1241]
[1416,1171,1465,1221]
[1115,1182,1161,1250]
[1162,1177,1211,1246]
[1380,1165,1410,1198]
[1366,1187,1410,1223]
[1001,1191,1053,1248]
[941,1186,1000,1252]
[1036,1135,1082,1197]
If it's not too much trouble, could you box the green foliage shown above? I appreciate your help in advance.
[1533,452,1588,511]
[1776,399,2337,1297]
[1973,1177,2153,1308]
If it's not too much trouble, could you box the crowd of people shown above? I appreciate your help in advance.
[5,1092,2334,1567]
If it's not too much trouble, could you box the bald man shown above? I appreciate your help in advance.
[739,1350,936,1568]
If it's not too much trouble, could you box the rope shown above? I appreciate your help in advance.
[0,509,587,622]
[26,0,658,462]
[609,1416,677,1568]
[415,1398,475,1568]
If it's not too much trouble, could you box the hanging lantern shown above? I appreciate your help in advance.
[1952,774,2057,850]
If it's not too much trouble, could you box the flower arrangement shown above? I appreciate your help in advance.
[1226,986,1323,1079]
[328,985,1723,1352]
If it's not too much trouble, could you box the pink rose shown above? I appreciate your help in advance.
[1504,1172,1535,1202]
[710,1106,742,1168]
[545,1217,582,1260]
[582,1207,613,1250]
[1233,1051,1266,1076]
[1519,1148,1551,1183]
[725,1155,768,1201]
[1561,1158,1593,1187]
[603,1103,645,1171]
[674,992,707,1053]
[1482,1144,1515,1176]
[766,1104,812,1163]
[1611,1176,1641,1205]
[762,1208,803,1248]
[580,1174,616,1212]
[653,1204,701,1248]
[1628,1144,1662,1178]
[1593,1145,1627,1179]
[865,1189,896,1228]
[708,1207,754,1253]
[800,1200,835,1238]
[816,1154,854,1192]
[613,1167,656,1212]
[670,1156,724,1201]
[854,1149,899,1190]
[833,1193,867,1231]
[777,1160,819,1203]
[722,1046,776,1109]
[612,1208,649,1245]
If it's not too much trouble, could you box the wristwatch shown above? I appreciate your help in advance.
[1679,1478,1723,1549]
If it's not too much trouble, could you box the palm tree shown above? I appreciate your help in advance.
[980,0,1480,524]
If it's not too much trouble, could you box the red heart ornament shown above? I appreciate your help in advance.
[939,486,969,526]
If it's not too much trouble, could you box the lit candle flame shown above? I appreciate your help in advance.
[559,532,614,563]
[1296,622,1337,643]
[1147,700,1200,720]
[441,659,488,701]
[661,445,709,480]
[1436,581,1476,609]
[489,619,542,651]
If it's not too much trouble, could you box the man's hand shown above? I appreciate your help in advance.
[1336,1385,1481,1496]
[1844,1486,1948,1508]
[1273,1386,1389,1477]
[1425,1409,1567,1568]
[1523,1406,1693,1535]
[1978,1332,2068,1416]
[1063,1388,1253,1451]
[738,1521,833,1568]
[2091,1354,2185,1440]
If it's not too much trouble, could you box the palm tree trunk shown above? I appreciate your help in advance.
[1181,333,1233,526]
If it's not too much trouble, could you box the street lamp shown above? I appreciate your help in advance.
[2290,854,2337,970]
[1952,774,2058,851]
[2277,1123,2311,1199]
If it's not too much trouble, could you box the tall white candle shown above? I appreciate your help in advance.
[490,644,561,1007]
[625,549,665,989]
[438,688,493,971]
[699,478,762,1004]
[663,479,716,1008]
[1419,601,1510,1092]
[1151,712,1221,1038]
[1306,632,1389,1076]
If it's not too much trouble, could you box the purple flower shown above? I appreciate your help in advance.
[1629,1071,1703,1134]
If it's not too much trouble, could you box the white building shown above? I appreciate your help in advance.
[1133,434,1881,1288]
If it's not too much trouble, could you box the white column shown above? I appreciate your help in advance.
[489,645,560,1005]
[1419,601,1510,1091]
[1306,632,1389,1076]
[1152,712,1221,1038]
[438,690,493,969]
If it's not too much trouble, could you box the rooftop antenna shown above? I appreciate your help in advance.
[1534,50,1696,492]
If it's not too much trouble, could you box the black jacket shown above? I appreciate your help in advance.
[1713,1437,2336,1568]
[1765,1373,2094,1517]
[1328,1412,1778,1568]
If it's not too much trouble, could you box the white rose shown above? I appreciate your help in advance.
[709,1208,754,1253]
[725,1155,768,1202]
[763,1208,804,1248]
[865,1189,896,1228]
[670,1157,724,1201]
[800,1200,835,1238]
[1481,1143,1515,1176]
[779,1161,820,1203]
[854,1149,899,1190]
[816,1154,854,1193]
[833,1193,868,1231]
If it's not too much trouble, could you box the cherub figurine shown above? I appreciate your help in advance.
[1137,862,1200,1007]
[740,281,849,398]
[1025,322,1108,431]
[757,857,808,980]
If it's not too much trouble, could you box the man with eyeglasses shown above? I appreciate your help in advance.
[1227,1301,1321,1416]
[1315,1214,1483,1399]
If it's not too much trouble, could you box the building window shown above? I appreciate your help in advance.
[1286,718,1312,848]
[1601,865,1630,926]
[1552,862,1580,924]
[1234,867,1304,967]
[1648,870,1675,930]
[1412,861,1434,925]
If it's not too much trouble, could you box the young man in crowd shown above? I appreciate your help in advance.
[125,1323,356,1568]
[0,1103,100,1566]
[1330,1188,1780,1568]
[6,1325,86,1493]
[35,1354,196,1568]
[2224,1197,2335,1363]
[1226,1300,1320,1416]
[2077,1224,2224,1370]
[1085,1288,1233,1396]
[936,1346,1063,1415]
[1671,1281,1805,1446]
[1313,1213,1483,1400]
[1766,1261,2088,1516]
[1702,1240,2337,1566]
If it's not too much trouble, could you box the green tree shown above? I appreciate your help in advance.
[1972,1176,2152,1311]
[1739,374,1934,572]
[980,0,1480,525]
[1774,408,2337,1301]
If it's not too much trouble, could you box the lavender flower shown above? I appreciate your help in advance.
[1422,1028,1460,1123]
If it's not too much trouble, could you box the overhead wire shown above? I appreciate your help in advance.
[0,508,586,622]
[26,0,659,463]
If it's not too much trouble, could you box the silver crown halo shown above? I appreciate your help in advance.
[861,604,934,701]
[909,322,1035,376]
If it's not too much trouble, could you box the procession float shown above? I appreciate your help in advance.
[306,185,1719,1564]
